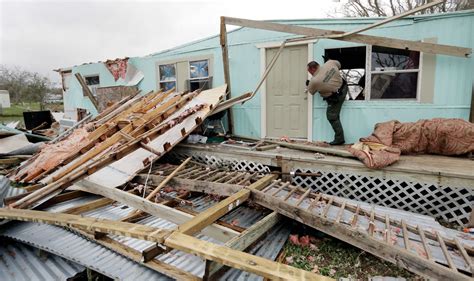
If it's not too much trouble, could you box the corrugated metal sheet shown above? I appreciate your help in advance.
[2,188,290,279]
[81,202,278,278]
[0,239,84,281]
[0,175,26,208]
[0,222,170,281]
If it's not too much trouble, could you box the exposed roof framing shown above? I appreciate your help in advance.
[222,16,472,57]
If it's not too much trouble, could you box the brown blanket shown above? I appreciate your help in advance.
[349,118,474,169]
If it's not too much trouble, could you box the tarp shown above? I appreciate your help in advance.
[349,118,474,169]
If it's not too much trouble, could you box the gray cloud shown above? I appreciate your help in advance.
[0,0,338,83]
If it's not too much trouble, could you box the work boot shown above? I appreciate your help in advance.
[329,140,345,146]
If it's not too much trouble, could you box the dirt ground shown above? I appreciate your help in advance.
[281,222,420,280]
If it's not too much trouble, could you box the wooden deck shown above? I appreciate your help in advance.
[175,143,474,189]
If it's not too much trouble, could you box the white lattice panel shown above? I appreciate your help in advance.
[292,168,473,227]
[168,151,271,173]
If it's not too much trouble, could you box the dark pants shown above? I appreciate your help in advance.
[325,85,347,143]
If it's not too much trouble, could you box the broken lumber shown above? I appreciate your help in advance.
[0,208,332,281]
[266,140,355,158]
[223,16,471,57]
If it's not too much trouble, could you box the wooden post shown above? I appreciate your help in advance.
[220,16,234,134]
[75,73,99,111]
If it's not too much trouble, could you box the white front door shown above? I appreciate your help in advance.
[265,45,308,139]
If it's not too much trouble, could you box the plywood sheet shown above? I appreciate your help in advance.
[0,134,30,154]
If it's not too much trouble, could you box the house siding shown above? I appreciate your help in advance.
[64,11,474,143]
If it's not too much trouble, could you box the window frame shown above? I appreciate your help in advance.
[83,74,100,97]
[157,63,177,91]
[323,45,423,102]
[155,55,213,92]
[365,45,422,101]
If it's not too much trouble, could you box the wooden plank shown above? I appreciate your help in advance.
[401,220,410,250]
[135,174,243,197]
[335,201,346,223]
[62,197,115,215]
[141,243,166,263]
[251,189,471,281]
[266,140,354,158]
[75,73,99,110]
[145,157,192,201]
[330,0,443,38]
[417,225,432,261]
[436,231,457,271]
[73,179,238,242]
[295,188,311,206]
[177,189,250,236]
[454,238,474,274]
[219,16,234,134]
[0,208,171,243]
[223,16,471,57]
[205,211,280,279]
[165,232,333,281]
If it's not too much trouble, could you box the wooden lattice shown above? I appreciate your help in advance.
[169,151,271,173]
[292,168,473,227]
[169,151,472,227]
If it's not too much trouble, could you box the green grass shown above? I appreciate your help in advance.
[283,232,419,280]
[0,102,41,116]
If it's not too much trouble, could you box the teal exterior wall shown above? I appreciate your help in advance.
[65,11,474,143]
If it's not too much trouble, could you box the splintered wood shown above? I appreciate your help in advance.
[140,163,474,281]
[8,85,226,209]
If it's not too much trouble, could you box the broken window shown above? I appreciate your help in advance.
[370,46,420,100]
[84,75,100,97]
[188,59,212,91]
[85,75,100,86]
[323,45,421,101]
[325,46,366,100]
[159,63,177,91]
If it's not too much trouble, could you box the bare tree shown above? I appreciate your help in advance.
[337,0,472,17]
[0,65,53,110]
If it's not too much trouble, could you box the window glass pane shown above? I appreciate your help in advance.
[159,64,176,81]
[160,81,176,91]
[85,76,100,85]
[190,60,209,79]
[341,69,365,100]
[370,72,418,99]
[324,46,366,100]
[372,46,419,71]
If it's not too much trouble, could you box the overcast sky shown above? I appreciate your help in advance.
[0,0,341,84]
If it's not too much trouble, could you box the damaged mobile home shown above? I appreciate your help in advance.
[1,6,474,281]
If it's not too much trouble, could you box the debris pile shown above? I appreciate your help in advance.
[0,86,472,280]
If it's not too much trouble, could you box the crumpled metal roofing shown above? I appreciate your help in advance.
[1,180,290,280]
[0,238,84,281]
[0,176,26,208]
[0,222,171,281]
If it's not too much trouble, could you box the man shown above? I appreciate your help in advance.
[306,59,348,145]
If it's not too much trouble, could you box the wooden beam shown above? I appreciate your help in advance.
[205,211,280,279]
[266,140,355,158]
[250,189,472,281]
[219,16,234,134]
[135,174,244,196]
[145,157,192,201]
[223,16,471,57]
[73,179,239,242]
[0,207,331,281]
[166,232,333,281]
[177,189,250,236]
[0,208,171,243]
[61,197,115,215]
[75,73,100,110]
[329,0,443,38]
